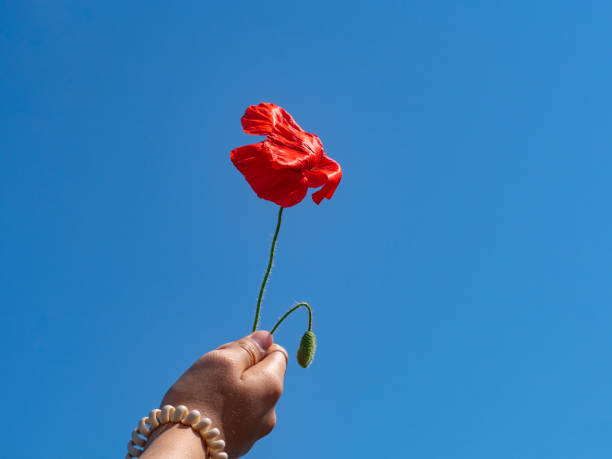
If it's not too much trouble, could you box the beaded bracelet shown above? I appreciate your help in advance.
[126,404,228,459]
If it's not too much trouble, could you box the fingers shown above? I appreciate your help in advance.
[243,343,288,399]
[215,331,274,372]
[256,344,288,377]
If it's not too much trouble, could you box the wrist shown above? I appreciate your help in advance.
[141,423,207,459]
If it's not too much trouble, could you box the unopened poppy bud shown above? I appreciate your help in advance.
[297,331,316,368]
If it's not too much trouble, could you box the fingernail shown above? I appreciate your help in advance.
[251,330,273,350]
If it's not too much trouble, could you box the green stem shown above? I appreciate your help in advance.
[270,302,313,335]
[251,206,284,332]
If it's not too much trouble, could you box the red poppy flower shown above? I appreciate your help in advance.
[230,103,342,208]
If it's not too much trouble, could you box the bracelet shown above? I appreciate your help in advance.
[126,404,228,459]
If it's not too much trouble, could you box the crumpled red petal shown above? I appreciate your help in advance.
[310,154,342,205]
[242,103,302,136]
[230,143,309,208]
[242,103,322,170]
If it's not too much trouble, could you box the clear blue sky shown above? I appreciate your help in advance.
[2,2,611,458]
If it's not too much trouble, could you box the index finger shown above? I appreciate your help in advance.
[246,343,288,379]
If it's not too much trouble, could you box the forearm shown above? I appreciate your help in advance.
[141,423,207,459]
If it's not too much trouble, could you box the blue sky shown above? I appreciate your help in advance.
[1,1,611,458]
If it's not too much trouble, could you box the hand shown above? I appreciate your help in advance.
[142,331,288,459]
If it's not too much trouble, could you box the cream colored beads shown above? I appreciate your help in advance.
[171,404,189,422]
[160,405,174,424]
[131,429,146,447]
[183,409,201,426]
[126,404,227,458]
[148,409,161,429]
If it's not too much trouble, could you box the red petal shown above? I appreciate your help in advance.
[306,169,327,188]
[242,103,323,170]
[310,154,342,205]
[241,103,303,136]
[230,143,309,208]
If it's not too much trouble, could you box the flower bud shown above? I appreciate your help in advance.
[296,331,316,368]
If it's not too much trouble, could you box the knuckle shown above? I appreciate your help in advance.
[267,378,284,401]
[262,413,276,436]
[269,344,289,363]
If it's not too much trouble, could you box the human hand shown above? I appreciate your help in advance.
[142,331,288,459]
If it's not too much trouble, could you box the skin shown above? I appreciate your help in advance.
[141,331,288,459]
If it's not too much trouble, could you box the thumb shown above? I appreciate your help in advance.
[218,331,274,372]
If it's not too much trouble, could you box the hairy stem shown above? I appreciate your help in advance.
[270,302,313,335]
[251,206,284,332]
